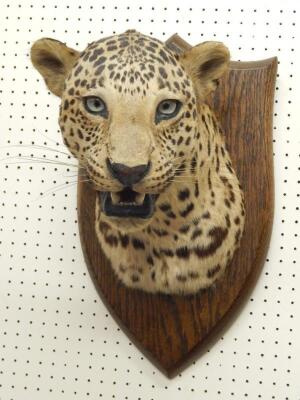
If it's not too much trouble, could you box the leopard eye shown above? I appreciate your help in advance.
[83,96,108,117]
[156,99,182,123]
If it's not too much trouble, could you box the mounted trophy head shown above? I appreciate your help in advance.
[30,30,276,376]
[30,31,242,295]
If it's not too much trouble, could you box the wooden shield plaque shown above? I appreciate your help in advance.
[77,35,277,377]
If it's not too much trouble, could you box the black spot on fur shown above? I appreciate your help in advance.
[178,188,190,201]
[147,255,154,266]
[177,136,183,145]
[131,274,140,283]
[74,65,83,76]
[104,234,118,247]
[179,225,190,234]
[166,211,176,219]
[176,246,190,259]
[225,199,231,208]
[160,248,174,257]
[89,48,104,62]
[159,49,169,62]
[194,227,228,258]
[188,271,199,279]
[235,229,241,244]
[118,233,129,248]
[180,203,194,218]
[207,264,221,278]
[225,214,231,228]
[201,114,210,132]
[132,238,145,250]
[191,228,202,240]
[107,45,118,51]
[229,191,235,203]
[185,137,191,146]
[234,216,240,225]
[63,99,69,110]
[194,182,199,197]
[158,67,167,79]
[190,156,197,173]
[95,65,105,75]
[159,203,171,212]
[99,221,110,234]
[153,248,160,259]
[202,211,210,219]
[176,274,187,282]
[153,228,168,237]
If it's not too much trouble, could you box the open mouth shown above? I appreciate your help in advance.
[99,187,157,219]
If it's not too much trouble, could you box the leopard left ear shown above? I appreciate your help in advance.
[180,41,230,100]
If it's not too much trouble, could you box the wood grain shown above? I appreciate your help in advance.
[77,35,277,377]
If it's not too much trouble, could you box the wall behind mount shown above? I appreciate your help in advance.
[0,0,299,399]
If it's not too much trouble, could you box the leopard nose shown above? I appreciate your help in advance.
[106,159,151,186]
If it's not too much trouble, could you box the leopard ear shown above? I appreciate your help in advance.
[180,41,230,100]
[30,38,80,97]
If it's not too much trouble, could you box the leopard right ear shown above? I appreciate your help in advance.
[30,38,81,97]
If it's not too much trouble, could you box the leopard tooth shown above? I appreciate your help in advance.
[135,193,145,205]
[110,192,120,205]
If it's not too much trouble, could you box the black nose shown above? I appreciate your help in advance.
[106,159,151,186]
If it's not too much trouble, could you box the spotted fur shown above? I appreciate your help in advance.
[31,30,245,294]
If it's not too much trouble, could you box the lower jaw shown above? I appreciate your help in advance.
[98,191,158,219]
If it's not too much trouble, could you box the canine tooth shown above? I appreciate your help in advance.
[135,193,145,205]
[110,192,120,204]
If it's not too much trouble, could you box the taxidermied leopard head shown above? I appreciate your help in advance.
[30,30,229,233]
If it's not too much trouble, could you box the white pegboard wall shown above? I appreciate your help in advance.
[0,0,299,399]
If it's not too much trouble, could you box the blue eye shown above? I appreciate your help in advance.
[156,99,182,123]
[83,96,108,117]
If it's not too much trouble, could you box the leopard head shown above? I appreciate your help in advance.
[31,30,229,232]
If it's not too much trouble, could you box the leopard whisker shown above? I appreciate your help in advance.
[0,155,83,169]
[40,179,79,195]
[1,160,79,168]
[36,182,78,200]
[36,178,91,200]
[62,171,87,178]
[0,144,74,158]
[168,176,199,182]
[39,132,65,147]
